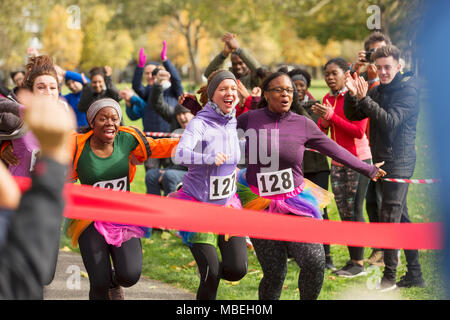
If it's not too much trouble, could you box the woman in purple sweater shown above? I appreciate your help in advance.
[170,70,247,300]
[236,72,386,300]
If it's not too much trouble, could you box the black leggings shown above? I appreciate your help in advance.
[251,237,325,300]
[304,171,331,256]
[190,235,248,300]
[78,223,143,300]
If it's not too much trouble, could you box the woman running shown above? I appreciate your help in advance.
[236,71,385,300]
[0,55,67,178]
[312,58,372,277]
[65,98,179,300]
[287,67,335,270]
[170,70,248,300]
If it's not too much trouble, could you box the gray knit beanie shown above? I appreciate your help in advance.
[206,70,237,100]
[86,98,122,125]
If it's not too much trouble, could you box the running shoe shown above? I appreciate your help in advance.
[377,277,397,292]
[365,250,384,267]
[334,260,367,278]
[108,285,125,300]
[396,273,427,288]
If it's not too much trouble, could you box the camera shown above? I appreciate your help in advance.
[303,100,321,108]
[365,48,375,62]
[151,67,161,77]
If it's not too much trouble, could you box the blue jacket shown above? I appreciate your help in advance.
[343,72,420,178]
[64,71,89,128]
[129,59,183,132]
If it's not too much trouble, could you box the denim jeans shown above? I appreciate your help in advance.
[377,180,422,281]
[145,168,186,196]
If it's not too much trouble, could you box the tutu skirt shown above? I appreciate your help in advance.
[94,222,151,247]
[65,219,151,248]
[236,168,333,219]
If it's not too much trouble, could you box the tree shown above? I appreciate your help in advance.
[79,4,134,75]
[0,0,33,84]
[42,5,84,70]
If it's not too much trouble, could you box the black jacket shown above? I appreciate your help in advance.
[0,158,65,299]
[77,76,122,113]
[149,84,187,172]
[343,72,420,178]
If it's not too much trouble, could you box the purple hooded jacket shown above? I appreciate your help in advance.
[174,101,240,206]
[0,95,40,177]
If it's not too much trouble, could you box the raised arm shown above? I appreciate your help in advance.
[304,117,380,179]
[150,81,175,123]
[0,91,75,299]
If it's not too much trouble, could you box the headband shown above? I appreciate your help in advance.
[291,74,308,85]
[86,98,122,125]
[206,70,237,100]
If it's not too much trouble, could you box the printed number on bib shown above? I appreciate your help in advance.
[93,176,127,192]
[257,168,294,196]
[210,172,236,200]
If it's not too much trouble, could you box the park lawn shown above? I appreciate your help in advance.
[61,81,445,300]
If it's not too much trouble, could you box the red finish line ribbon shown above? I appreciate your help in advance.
[13,176,442,250]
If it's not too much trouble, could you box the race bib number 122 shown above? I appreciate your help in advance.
[93,176,127,192]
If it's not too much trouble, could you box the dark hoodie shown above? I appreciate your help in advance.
[343,72,420,178]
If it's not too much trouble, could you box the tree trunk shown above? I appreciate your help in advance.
[175,13,202,84]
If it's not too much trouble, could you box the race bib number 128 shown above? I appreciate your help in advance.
[257,168,294,196]
[93,176,127,192]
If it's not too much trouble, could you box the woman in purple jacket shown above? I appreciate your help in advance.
[170,70,247,300]
[236,72,386,300]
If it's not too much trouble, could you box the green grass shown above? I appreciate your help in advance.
[61,81,445,300]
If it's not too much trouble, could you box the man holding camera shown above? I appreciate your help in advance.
[344,45,425,292]
[352,32,391,87]
[351,32,391,267]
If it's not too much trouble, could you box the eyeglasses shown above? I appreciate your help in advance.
[267,87,295,95]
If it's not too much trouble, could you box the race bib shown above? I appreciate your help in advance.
[93,176,127,192]
[257,168,294,196]
[210,171,236,200]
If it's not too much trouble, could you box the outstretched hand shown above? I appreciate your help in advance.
[344,71,358,97]
[372,161,387,182]
[222,32,239,52]
[355,76,368,100]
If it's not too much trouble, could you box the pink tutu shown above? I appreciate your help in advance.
[94,222,147,247]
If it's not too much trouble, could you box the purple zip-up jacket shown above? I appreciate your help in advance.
[237,107,378,189]
[174,102,240,205]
